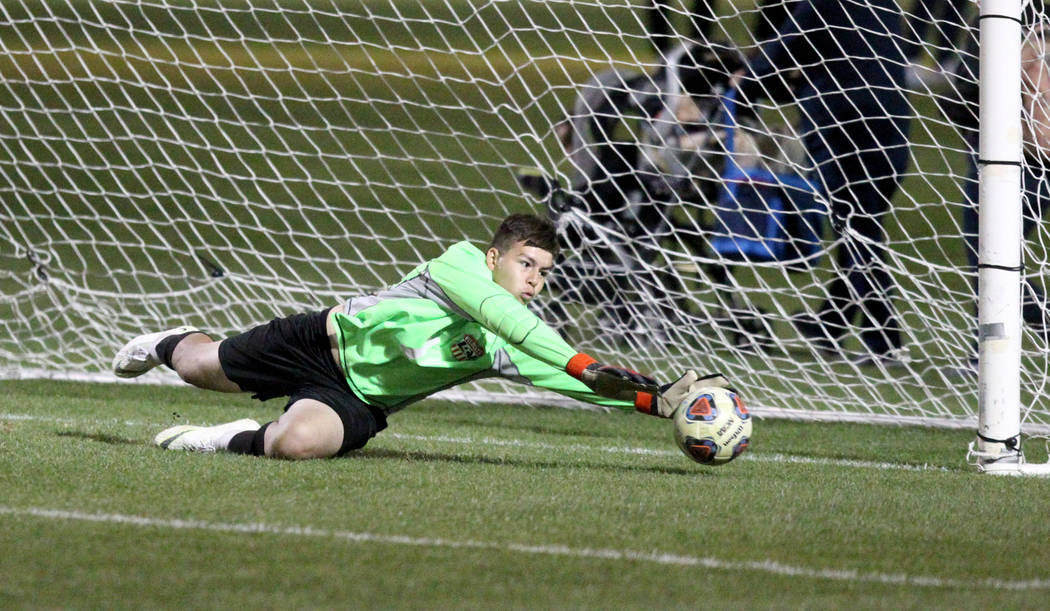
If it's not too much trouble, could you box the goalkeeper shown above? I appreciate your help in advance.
[113,214,719,459]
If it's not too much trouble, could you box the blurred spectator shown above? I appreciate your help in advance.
[648,1,716,52]
[736,0,913,364]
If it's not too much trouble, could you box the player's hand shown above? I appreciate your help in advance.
[567,353,658,402]
[635,370,735,418]
[695,372,734,392]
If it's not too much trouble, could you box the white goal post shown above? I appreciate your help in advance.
[1,1,1049,471]
[974,0,1050,475]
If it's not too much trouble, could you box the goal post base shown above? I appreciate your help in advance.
[977,461,1050,476]
[967,437,1050,476]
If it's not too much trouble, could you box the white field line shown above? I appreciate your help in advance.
[0,411,949,472]
[1,505,1046,591]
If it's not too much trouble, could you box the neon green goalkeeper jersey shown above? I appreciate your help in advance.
[333,241,630,413]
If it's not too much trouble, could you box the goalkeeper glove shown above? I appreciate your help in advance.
[567,353,659,402]
[635,370,734,418]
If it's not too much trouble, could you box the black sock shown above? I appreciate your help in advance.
[155,331,205,369]
[227,422,271,456]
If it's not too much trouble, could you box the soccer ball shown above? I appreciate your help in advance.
[673,386,752,465]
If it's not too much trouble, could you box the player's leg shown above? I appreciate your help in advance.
[113,325,198,378]
[113,326,241,392]
[157,394,384,459]
[243,391,384,459]
[168,335,241,392]
[117,305,343,392]
[152,399,341,458]
[253,399,344,459]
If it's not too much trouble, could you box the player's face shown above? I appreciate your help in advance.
[486,241,554,304]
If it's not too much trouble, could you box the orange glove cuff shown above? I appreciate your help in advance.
[634,391,656,415]
[566,353,597,379]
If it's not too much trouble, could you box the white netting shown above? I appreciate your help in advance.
[1,0,1047,430]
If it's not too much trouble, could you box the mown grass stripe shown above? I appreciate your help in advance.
[1,505,1045,591]
[0,411,951,472]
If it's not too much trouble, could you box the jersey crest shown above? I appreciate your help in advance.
[450,333,484,361]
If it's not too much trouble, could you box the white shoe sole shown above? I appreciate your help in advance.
[112,326,199,378]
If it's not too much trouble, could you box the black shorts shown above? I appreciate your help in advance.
[217,308,387,455]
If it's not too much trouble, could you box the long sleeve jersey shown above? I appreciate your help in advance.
[332,241,631,413]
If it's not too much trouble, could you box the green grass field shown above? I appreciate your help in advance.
[5,2,1050,607]
[3,378,1050,609]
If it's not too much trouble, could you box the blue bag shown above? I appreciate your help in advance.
[708,92,826,269]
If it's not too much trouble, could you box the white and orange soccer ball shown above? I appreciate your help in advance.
[673,386,751,465]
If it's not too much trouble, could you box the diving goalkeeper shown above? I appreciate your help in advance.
[113,214,722,459]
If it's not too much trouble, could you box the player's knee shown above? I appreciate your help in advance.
[267,420,340,460]
[171,339,237,391]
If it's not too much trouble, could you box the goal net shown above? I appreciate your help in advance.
[1,1,1047,434]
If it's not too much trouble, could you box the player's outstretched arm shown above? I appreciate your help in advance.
[496,345,733,416]
[565,353,658,401]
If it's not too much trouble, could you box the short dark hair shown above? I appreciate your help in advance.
[490,213,560,258]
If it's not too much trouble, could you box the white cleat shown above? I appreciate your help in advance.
[112,326,200,378]
[154,418,260,453]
